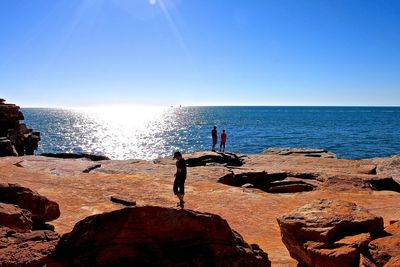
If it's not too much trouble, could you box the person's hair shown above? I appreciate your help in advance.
[223,129,225,132]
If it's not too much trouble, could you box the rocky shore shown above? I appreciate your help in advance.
[0,99,40,156]
[1,149,400,266]
[1,100,399,266]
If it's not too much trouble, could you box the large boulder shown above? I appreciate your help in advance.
[277,199,384,267]
[0,203,32,232]
[0,183,60,225]
[368,221,400,266]
[55,206,271,266]
[0,226,59,267]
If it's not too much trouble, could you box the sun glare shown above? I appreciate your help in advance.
[149,0,157,5]
[69,106,178,159]
[77,106,167,129]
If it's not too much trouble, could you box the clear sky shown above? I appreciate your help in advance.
[1,0,400,107]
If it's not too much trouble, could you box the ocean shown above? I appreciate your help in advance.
[21,106,400,160]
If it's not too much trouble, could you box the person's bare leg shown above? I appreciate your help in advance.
[177,194,184,208]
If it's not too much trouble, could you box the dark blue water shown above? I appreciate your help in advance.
[22,106,400,160]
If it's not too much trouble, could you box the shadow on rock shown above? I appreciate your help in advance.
[54,206,271,267]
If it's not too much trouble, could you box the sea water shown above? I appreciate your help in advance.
[21,106,400,160]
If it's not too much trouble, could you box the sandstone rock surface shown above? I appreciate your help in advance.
[0,183,60,224]
[372,155,400,182]
[368,221,400,266]
[0,186,60,267]
[0,99,40,156]
[264,147,337,158]
[0,202,32,232]
[55,206,270,267]
[0,226,59,267]
[1,151,400,265]
[277,199,384,267]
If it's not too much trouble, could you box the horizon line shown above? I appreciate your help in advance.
[20,104,400,109]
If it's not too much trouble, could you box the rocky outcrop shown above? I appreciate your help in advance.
[0,99,40,156]
[0,137,18,156]
[372,155,400,182]
[0,183,60,226]
[218,169,321,193]
[0,181,60,267]
[218,167,399,194]
[0,203,32,232]
[1,152,400,265]
[368,221,400,266]
[277,199,384,267]
[264,147,337,158]
[55,206,271,267]
[0,226,59,267]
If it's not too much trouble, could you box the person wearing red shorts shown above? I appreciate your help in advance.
[220,129,227,152]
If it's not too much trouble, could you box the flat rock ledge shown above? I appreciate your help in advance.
[264,147,337,158]
[54,206,271,267]
[277,199,384,267]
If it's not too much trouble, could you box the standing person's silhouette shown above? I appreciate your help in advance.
[173,151,186,208]
[211,126,217,152]
[220,129,227,152]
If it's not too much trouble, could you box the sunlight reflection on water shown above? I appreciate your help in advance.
[22,106,400,160]
[72,106,184,159]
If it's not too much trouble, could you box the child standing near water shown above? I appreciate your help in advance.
[173,151,186,208]
[220,129,227,152]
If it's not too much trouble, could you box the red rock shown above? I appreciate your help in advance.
[263,147,337,158]
[2,152,400,265]
[0,202,32,232]
[277,199,384,267]
[267,183,315,193]
[55,206,271,266]
[368,221,400,266]
[385,255,400,267]
[0,183,60,224]
[0,226,59,267]
[0,99,40,156]
[359,254,378,267]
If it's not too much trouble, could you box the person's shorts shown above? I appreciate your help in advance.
[173,178,186,195]
[212,138,217,145]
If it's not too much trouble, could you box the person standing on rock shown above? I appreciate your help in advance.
[173,151,187,208]
[211,126,217,152]
[220,129,227,152]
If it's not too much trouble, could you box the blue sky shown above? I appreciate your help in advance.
[1,0,399,107]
